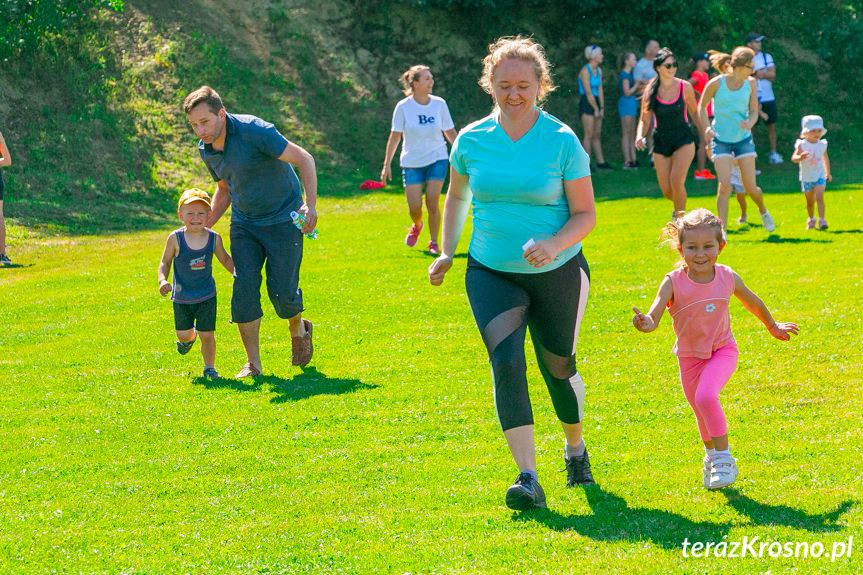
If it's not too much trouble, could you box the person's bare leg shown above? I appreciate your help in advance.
[199,331,216,367]
[237,318,262,370]
[669,144,695,214]
[503,424,536,473]
[424,179,444,245]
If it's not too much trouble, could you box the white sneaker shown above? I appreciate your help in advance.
[768,151,784,165]
[760,211,776,233]
[737,214,747,225]
[702,455,712,489]
[708,453,738,489]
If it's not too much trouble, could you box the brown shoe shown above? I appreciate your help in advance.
[291,319,314,366]
[235,362,262,378]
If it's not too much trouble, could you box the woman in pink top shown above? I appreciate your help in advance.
[631,209,798,490]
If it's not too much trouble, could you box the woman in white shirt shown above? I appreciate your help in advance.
[381,66,457,255]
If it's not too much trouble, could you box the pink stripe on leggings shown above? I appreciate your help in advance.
[677,343,739,441]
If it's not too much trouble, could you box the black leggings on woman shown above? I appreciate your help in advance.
[465,252,590,432]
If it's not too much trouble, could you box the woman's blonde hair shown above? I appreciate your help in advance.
[584,45,602,61]
[661,208,725,267]
[478,35,557,104]
[708,47,754,74]
[399,65,430,96]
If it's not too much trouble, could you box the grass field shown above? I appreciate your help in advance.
[1,165,861,574]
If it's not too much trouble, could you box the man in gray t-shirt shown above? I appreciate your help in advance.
[184,85,318,376]
[633,39,659,165]
[634,39,659,98]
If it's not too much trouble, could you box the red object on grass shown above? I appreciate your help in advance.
[360,180,385,190]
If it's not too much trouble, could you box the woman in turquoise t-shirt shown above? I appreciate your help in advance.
[698,47,776,236]
[428,36,597,511]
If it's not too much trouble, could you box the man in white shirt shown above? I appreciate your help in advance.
[746,32,783,164]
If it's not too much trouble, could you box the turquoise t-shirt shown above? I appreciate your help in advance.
[449,109,591,274]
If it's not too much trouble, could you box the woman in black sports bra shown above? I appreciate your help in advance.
[636,48,703,217]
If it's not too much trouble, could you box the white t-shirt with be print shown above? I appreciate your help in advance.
[391,95,455,168]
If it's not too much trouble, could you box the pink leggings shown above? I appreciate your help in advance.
[677,343,738,441]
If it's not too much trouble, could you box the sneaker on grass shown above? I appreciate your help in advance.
[818,218,829,230]
[708,453,738,490]
[737,214,747,225]
[505,472,546,510]
[806,217,816,230]
[427,240,440,256]
[768,151,784,165]
[565,449,596,486]
[0,254,11,265]
[760,211,776,233]
[203,367,220,379]
[404,221,423,247]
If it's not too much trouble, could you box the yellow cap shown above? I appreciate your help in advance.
[177,188,211,211]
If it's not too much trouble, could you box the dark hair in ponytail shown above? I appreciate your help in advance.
[645,47,676,112]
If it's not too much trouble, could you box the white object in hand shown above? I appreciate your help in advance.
[522,238,536,251]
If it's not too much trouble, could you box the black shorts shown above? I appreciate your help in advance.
[759,100,778,125]
[579,95,599,117]
[653,127,695,157]
[173,296,217,332]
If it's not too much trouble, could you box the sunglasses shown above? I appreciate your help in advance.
[662,62,678,69]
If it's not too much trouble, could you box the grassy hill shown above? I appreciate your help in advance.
[0,0,860,237]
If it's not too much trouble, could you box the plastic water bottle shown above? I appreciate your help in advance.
[290,211,319,240]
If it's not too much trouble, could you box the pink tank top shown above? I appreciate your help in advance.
[667,264,736,358]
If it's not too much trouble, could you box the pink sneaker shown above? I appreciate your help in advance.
[818,218,829,230]
[405,221,423,247]
[428,241,440,256]
[806,217,816,230]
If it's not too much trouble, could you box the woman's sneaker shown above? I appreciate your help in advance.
[404,221,423,247]
[806,217,816,230]
[760,211,776,233]
[427,240,440,256]
[708,453,738,490]
[0,254,11,265]
[564,449,596,486]
[818,218,829,230]
[737,214,747,225]
[505,472,546,510]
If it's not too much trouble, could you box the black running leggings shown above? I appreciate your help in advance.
[465,252,590,432]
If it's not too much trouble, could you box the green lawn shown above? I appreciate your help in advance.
[1,167,861,574]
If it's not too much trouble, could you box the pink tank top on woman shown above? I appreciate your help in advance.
[667,264,736,358]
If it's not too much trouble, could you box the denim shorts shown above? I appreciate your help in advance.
[402,159,448,186]
[230,220,304,323]
[731,183,744,194]
[801,178,826,193]
[711,135,757,160]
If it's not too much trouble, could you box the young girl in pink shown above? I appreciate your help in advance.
[632,209,798,489]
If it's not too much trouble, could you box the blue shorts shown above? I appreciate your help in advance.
[801,178,826,193]
[731,183,744,194]
[402,159,448,187]
[618,96,638,118]
[711,135,757,160]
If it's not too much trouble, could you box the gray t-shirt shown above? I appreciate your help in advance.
[634,58,657,86]
[199,113,303,226]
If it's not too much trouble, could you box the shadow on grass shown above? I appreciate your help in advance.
[824,229,863,234]
[722,488,856,533]
[0,262,34,269]
[515,485,731,550]
[765,235,831,244]
[192,365,376,404]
